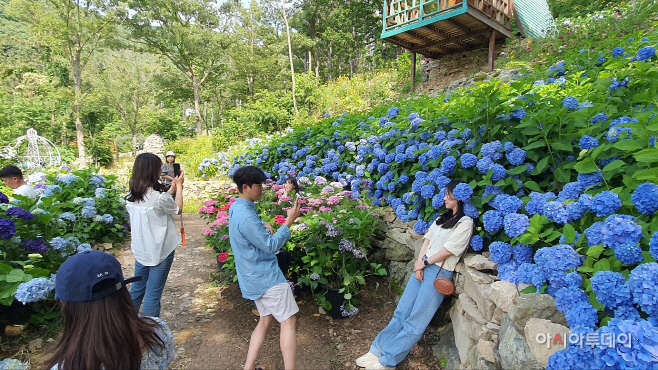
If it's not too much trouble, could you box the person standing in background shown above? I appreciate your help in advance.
[126,153,184,317]
[0,165,36,200]
[160,151,176,191]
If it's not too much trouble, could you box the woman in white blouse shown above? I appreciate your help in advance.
[126,153,184,317]
[356,181,474,370]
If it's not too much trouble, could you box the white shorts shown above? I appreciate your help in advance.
[254,283,299,323]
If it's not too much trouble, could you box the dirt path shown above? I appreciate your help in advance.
[116,214,444,370]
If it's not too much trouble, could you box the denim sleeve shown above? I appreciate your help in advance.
[240,213,291,254]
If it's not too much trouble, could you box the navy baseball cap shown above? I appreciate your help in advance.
[55,250,141,302]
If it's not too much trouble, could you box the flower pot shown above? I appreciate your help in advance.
[217,260,225,270]
[323,287,347,320]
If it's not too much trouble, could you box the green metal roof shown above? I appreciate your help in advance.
[513,0,557,38]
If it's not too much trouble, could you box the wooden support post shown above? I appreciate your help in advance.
[488,30,495,72]
[411,52,417,93]
[510,0,525,37]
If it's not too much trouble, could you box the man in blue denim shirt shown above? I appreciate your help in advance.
[229,166,301,370]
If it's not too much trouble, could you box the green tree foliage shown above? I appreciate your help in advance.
[125,0,228,136]
[7,0,122,166]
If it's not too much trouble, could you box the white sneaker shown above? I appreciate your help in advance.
[365,360,396,370]
[355,352,379,367]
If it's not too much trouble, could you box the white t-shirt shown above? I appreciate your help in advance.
[14,184,36,200]
[127,189,181,266]
[423,216,473,272]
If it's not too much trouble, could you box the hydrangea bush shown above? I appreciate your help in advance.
[198,27,658,365]
[200,177,386,316]
[0,167,128,308]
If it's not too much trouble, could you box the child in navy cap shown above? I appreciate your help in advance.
[45,251,175,370]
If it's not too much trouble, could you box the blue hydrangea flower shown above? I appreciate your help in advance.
[476,157,493,174]
[615,242,643,265]
[491,194,523,213]
[601,214,642,249]
[49,237,68,251]
[480,141,503,160]
[497,260,520,283]
[558,182,583,201]
[565,200,587,222]
[44,185,62,197]
[420,184,435,199]
[513,244,533,263]
[57,174,76,185]
[470,235,483,251]
[589,190,622,217]
[516,263,536,284]
[564,300,598,329]
[563,97,579,110]
[510,108,526,120]
[432,192,445,209]
[387,107,399,118]
[650,232,658,261]
[579,135,599,150]
[6,207,34,221]
[81,206,97,219]
[58,212,76,222]
[94,188,106,199]
[628,263,658,315]
[21,239,48,253]
[554,287,589,313]
[505,148,526,166]
[89,175,106,185]
[591,271,632,310]
[612,47,624,58]
[490,164,507,181]
[452,183,473,202]
[413,219,429,234]
[577,171,603,188]
[544,201,569,224]
[632,182,658,215]
[503,213,529,238]
[590,112,608,124]
[482,210,503,232]
[614,306,641,321]
[77,243,92,253]
[0,218,17,239]
[584,221,604,246]
[534,244,583,281]
[463,201,479,218]
[15,277,55,303]
[630,46,656,62]
[489,241,512,264]
[440,156,457,173]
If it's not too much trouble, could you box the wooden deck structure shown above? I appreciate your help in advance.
[381,0,522,91]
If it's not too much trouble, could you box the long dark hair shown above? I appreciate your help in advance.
[44,280,164,370]
[436,181,468,229]
[126,153,166,202]
[285,177,300,192]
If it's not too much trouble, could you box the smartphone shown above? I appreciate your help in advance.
[173,163,181,177]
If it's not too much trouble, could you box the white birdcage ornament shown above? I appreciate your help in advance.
[12,128,61,171]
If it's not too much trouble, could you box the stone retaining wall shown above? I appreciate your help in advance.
[371,209,570,370]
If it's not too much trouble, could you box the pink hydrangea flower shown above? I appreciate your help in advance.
[319,206,332,212]
[327,196,341,205]
[204,200,220,207]
[356,205,367,209]
[204,228,217,236]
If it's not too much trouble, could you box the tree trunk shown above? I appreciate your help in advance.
[328,42,333,80]
[282,0,298,115]
[204,101,209,135]
[72,54,86,167]
[192,72,204,135]
[351,26,357,74]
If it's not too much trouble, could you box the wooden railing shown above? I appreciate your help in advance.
[383,0,511,33]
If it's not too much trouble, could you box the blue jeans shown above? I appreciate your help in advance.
[370,263,452,367]
[129,250,175,317]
